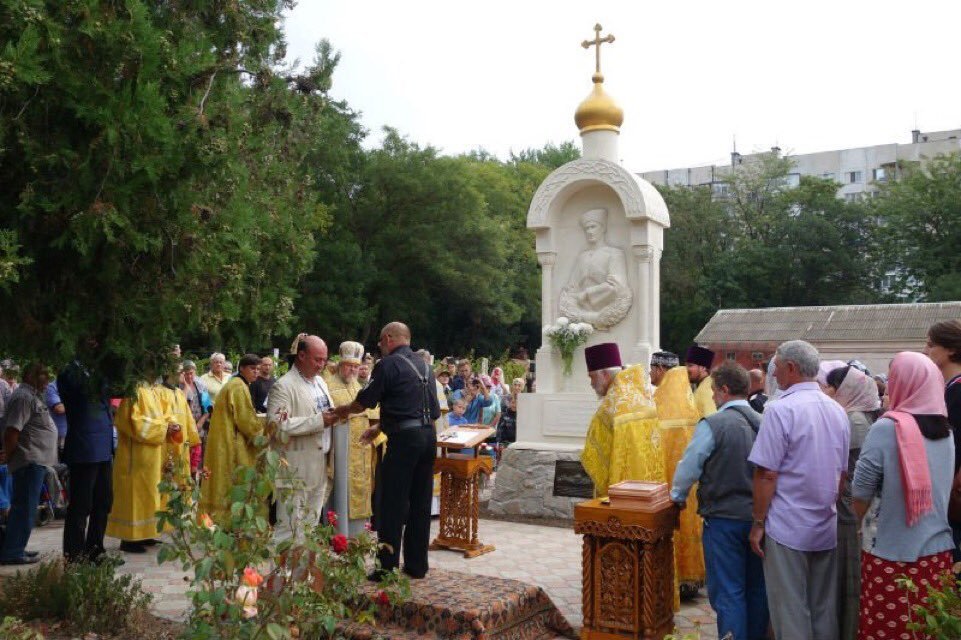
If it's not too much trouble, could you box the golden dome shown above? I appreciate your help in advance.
[574,72,624,134]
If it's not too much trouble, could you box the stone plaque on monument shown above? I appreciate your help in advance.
[552,460,594,499]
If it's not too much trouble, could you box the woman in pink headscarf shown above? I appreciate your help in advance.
[852,352,955,640]
[823,365,881,640]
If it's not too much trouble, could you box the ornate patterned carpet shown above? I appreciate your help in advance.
[342,569,577,639]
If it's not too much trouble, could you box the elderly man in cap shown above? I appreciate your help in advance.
[686,345,717,419]
[654,351,706,599]
[327,341,381,535]
[580,343,663,497]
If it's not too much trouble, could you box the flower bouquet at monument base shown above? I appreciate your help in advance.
[543,317,594,376]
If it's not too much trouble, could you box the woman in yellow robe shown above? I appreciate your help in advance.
[156,373,200,487]
[199,370,266,521]
[107,384,175,550]
[581,364,663,497]
[655,366,706,592]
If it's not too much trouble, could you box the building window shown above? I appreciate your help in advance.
[872,167,888,182]
[751,351,764,361]
[848,171,863,184]
[821,172,835,182]
[710,182,731,198]
[726,351,737,361]
[844,192,863,202]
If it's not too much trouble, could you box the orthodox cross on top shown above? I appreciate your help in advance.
[581,23,615,74]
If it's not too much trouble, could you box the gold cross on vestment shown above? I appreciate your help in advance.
[581,23,615,74]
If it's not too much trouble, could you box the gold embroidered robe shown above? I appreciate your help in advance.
[656,366,706,587]
[693,375,717,420]
[156,384,201,486]
[326,374,380,520]
[107,385,172,541]
[580,364,664,497]
[199,377,266,521]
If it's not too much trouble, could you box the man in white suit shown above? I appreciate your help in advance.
[267,335,337,540]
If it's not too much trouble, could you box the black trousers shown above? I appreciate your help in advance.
[63,461,113,561]
[376,426,436,577]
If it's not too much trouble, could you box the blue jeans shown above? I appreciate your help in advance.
[0,463,47,561]
[0,464,12,510]
[702,517,769,640]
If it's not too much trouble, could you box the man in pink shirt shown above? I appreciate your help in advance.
[748,340,849,640]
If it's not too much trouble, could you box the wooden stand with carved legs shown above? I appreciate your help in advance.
[429,453,495,558]
[574,499,676,640]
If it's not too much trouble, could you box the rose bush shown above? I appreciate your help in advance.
[157,434,410,639]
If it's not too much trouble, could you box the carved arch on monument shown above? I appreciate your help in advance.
[527,158,670,232]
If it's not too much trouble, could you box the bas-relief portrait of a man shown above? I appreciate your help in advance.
[558,208,632,331]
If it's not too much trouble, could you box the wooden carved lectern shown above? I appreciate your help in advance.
[429,426,496,558]
[574,496,676,640]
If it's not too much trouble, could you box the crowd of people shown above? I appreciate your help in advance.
[582,319,961,640]
[0,330,530,572]
[3,316,960,640]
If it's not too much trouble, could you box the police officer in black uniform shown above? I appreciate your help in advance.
[328,321,440,579]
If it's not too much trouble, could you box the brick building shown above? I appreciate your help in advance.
[694,302,961,374]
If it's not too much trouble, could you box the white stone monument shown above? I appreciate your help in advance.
[491,25,670,518]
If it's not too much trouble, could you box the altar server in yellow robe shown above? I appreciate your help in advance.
[157,364,200,487]
[656,361,707,595]
[199,354,267,521]
[580,343,664,497]
[327,341,381,535]
[686,345,717,419]
[107,383,177,553]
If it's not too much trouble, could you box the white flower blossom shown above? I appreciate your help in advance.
[556,316,569,327]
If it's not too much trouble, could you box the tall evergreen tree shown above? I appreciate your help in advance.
[0,1,335,386]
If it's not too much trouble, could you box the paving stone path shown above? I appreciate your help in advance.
[4,519,718,639]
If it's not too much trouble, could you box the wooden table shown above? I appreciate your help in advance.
[429,427,496,558]
[574,498,676,640]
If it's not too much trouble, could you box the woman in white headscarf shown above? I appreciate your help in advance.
[823,365,881,640]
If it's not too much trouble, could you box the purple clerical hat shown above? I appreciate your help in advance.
[585,343,622,372]
[685,344,715,369]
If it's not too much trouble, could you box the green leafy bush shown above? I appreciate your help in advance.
[0,556,150,635]
[0,616,45,640]
[897,570,961,638]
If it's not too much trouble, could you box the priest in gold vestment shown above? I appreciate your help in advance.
[199,354,267,521]
[107,383,177,552]
[158,365,200,487]
[654,360,706,595]
[686,344,717,420]
[327,341,380,535]
[580,343,664,498]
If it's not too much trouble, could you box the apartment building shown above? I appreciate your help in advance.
[639,128,961,201]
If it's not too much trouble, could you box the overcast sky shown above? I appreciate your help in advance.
[283,0,960,173]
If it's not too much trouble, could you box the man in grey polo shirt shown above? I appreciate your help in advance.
[0,362,58,564]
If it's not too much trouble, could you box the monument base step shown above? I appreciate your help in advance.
[340,569,575,640]
[488,446,588,519]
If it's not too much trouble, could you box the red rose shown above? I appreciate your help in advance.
[375,590,390,606]
[326,510,338,527]
[331,534,348,554]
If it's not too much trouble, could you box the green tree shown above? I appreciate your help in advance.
[870,153,961,300]
[509,141,580,170]
[0,1,331,384]
[658,184,730,354]
[298,135,560,358]
[658,153,882,353]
